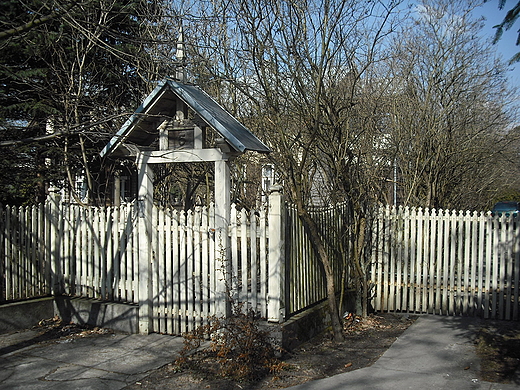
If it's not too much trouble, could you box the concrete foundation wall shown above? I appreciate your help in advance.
[0,297,55,333]
[54,297,138,334]
[0,297,138,334]
[281,300,332,350]
[281,292,356,350]
[2,294,352,349]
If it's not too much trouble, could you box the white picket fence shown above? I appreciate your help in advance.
[149,202,273,334]
[1,199,141,303]
[5,197,518,331]
[0,191,284,334]
[371,206,520,320]
[285,202,350,314]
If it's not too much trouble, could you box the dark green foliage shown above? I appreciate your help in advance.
[487,0,520,63]
[0,0,166,205]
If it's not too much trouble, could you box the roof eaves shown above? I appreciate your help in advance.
[100,81,168,158]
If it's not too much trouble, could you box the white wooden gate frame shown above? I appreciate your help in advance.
[136,149,232,333]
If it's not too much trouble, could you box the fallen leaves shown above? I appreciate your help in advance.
[34,316,113,342]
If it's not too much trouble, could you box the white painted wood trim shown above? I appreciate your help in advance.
[136,154,154,334]
[143,148,227,164]
[267,186,284,322]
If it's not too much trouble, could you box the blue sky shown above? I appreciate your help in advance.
[475,1,520,89]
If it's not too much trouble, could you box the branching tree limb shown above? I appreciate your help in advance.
[0,1,80,40]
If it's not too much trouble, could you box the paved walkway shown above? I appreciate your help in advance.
[1,315,519,389]
[287,315,520,390]
[0,330,184,389]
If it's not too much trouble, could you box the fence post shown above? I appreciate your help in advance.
[268,185,285,322]
[48,187,63,296]
[137,153,153,334]
[214,159,231,317]
[0,203,4,301]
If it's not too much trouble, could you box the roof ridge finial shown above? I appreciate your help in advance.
[176,25,186,82]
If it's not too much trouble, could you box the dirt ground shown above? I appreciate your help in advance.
[125,313,520,390]
[125,313,416,390]
[16,314,520,389]
[475,319,520,384]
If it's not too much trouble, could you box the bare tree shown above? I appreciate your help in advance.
[0,0,179,205]
[387,0,518,210]
[183,0,404,340]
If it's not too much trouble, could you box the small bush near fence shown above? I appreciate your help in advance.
[175,301,285,382]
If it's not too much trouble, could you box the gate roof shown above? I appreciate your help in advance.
[100,79,270,157]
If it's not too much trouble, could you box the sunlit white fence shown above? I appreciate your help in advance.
[4,197,518,333]
[371,206,520,320]
[0,190,286,334]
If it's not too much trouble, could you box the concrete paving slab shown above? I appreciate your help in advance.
[0,331,184,389]
[1,315,519,389]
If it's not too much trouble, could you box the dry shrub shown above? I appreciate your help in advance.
[175,303,283,382]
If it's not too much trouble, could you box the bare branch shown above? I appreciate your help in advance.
[0,2,80,40]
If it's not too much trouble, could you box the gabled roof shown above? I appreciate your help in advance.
[100,80,270,157]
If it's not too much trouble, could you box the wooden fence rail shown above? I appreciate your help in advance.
[371,206,520,320]
[149,202,273,334]
[8,196,515,332]
[0,199,140,304]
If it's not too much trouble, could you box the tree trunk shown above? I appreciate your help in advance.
[352,215,368,317]
[79,135,94,203]
[297,206,344,342]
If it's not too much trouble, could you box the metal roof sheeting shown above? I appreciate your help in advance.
[101,80,270,157]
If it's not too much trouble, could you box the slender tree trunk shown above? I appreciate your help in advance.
[79,135,94,203]
[64,137,87,205]
[351,215,369,317]
[297,206,344,342]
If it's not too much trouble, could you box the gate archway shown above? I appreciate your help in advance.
[101,79,270,333]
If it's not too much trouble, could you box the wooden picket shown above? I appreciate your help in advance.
[285,202,350,315]
[6,195,518,334]
[142,202,272,334]
[0,201,139,303]
[371,206,520,320]
[0,196,275,335]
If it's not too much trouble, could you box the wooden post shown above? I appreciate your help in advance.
[137,153,153,334]
[48,187,63,296]
[214,158,231,317]
[268,185,285,322]
[114,170,121,207]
